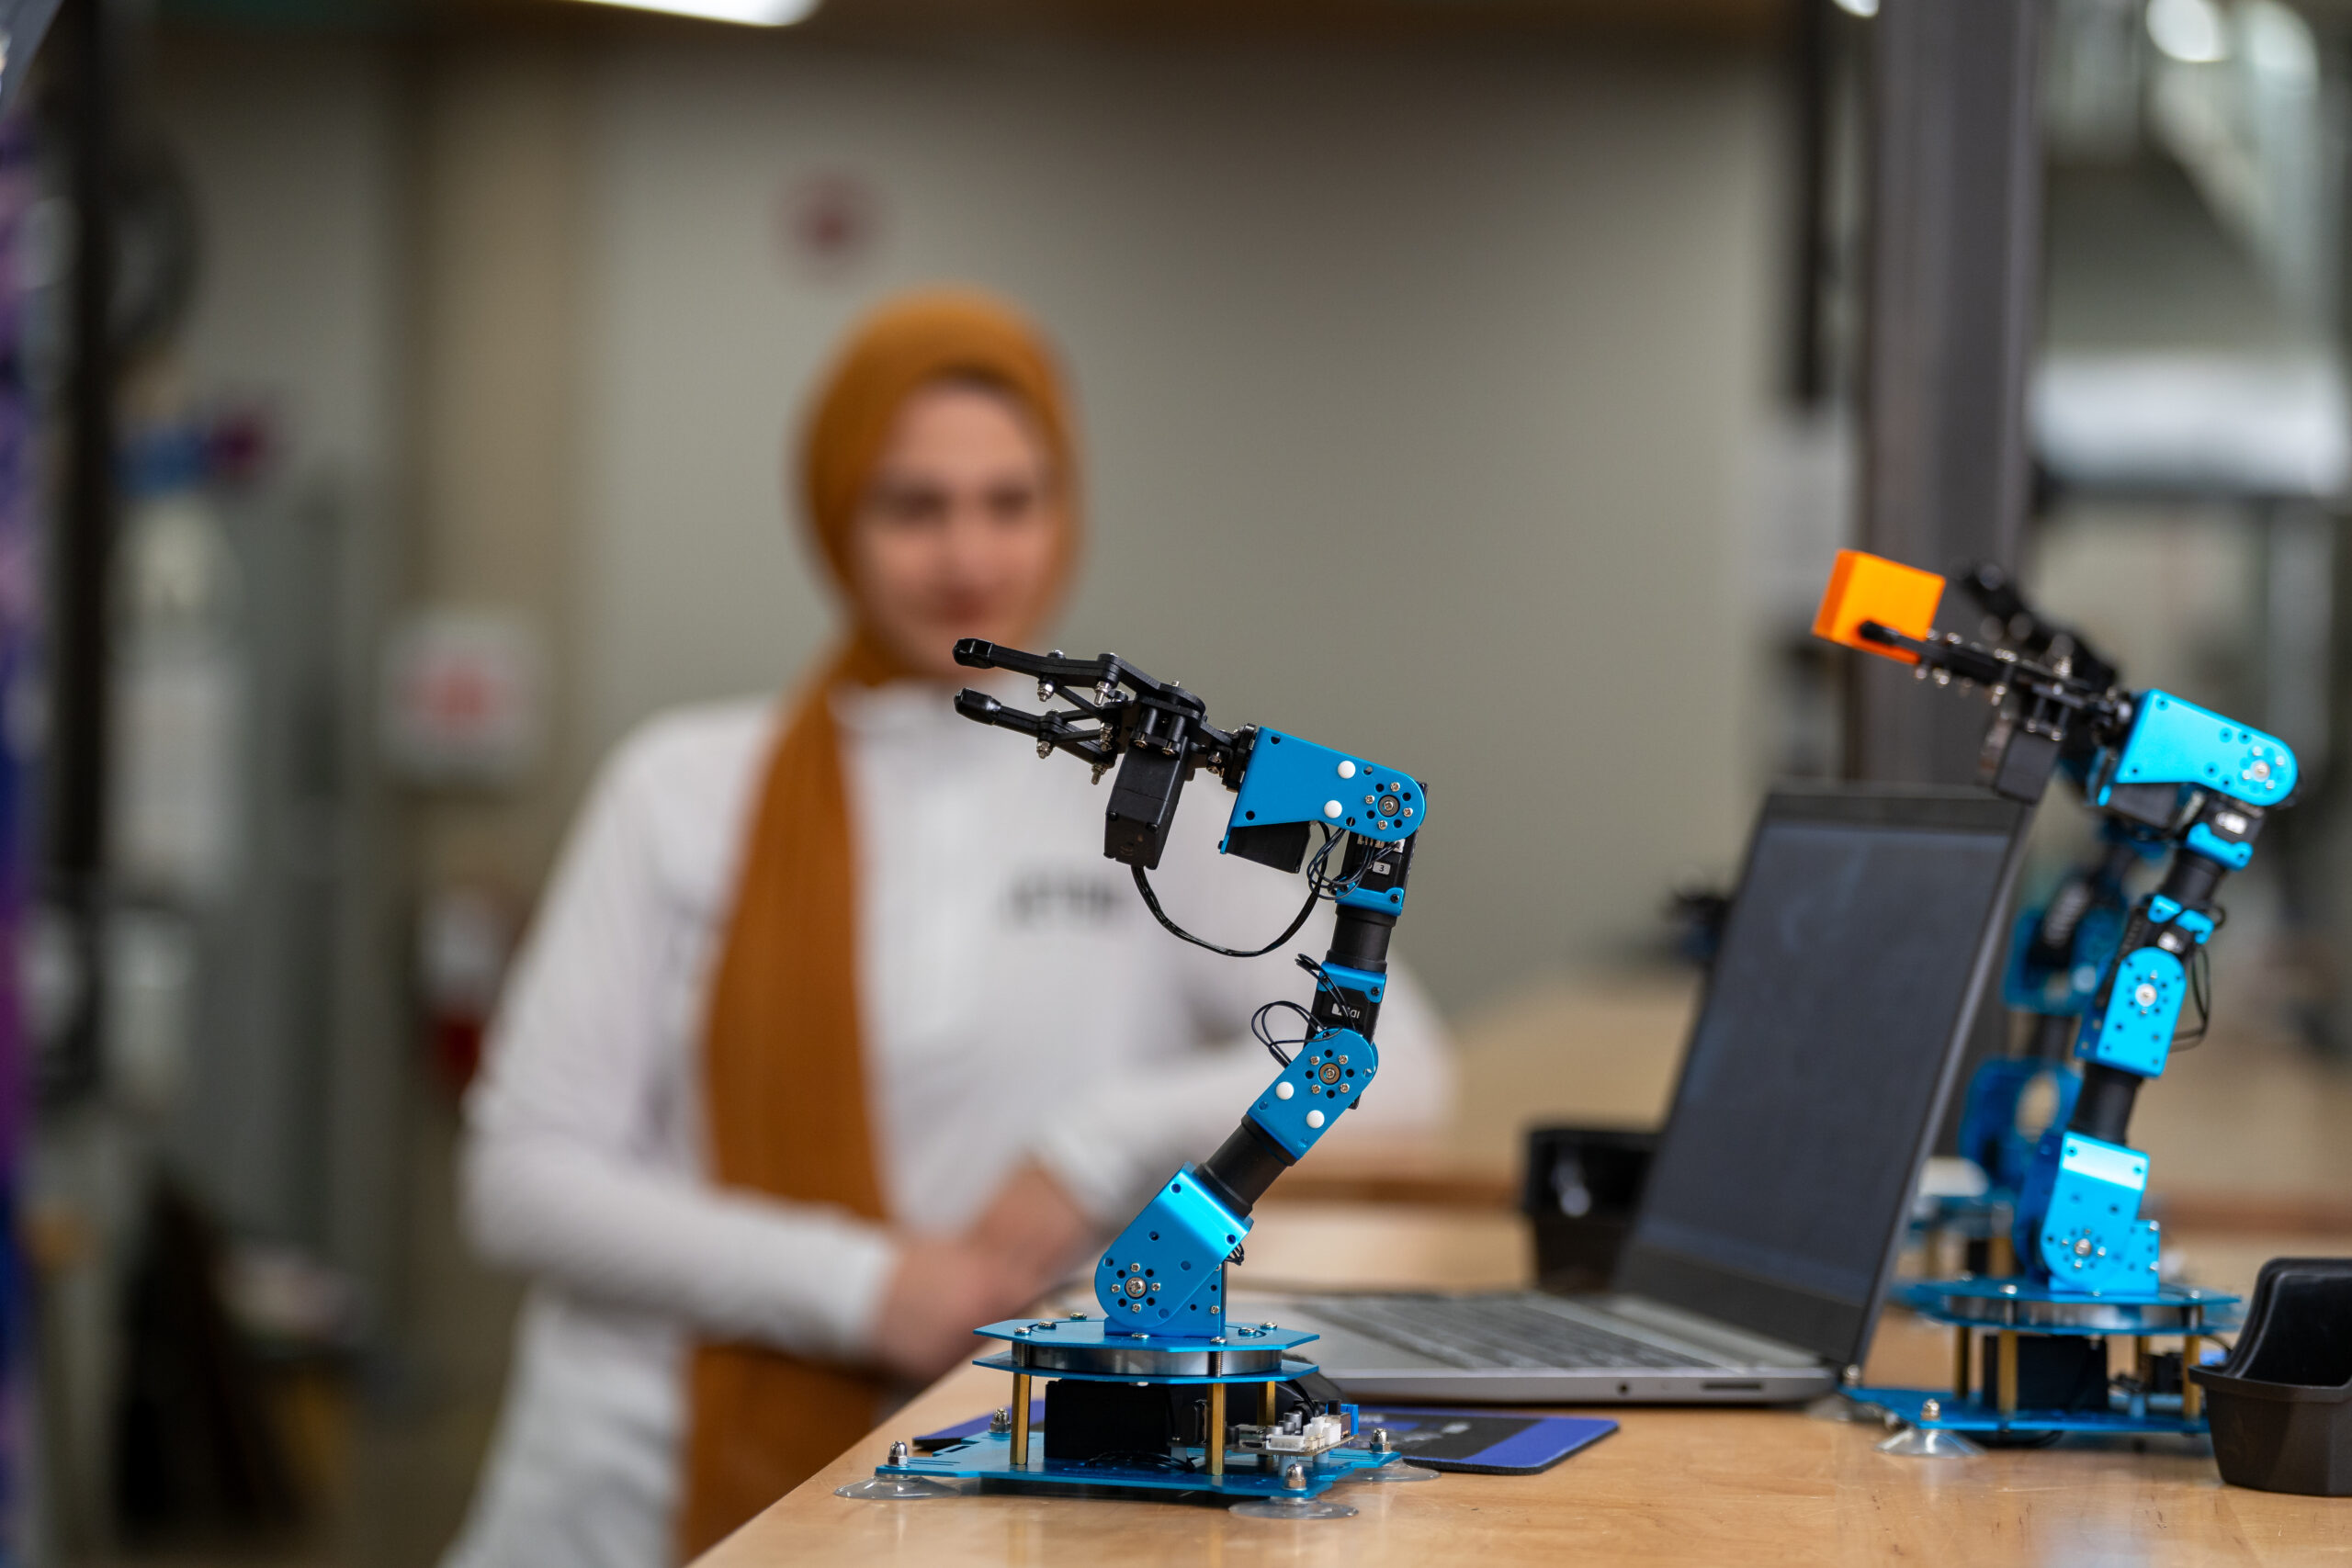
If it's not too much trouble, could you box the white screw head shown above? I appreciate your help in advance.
[1337,761,1357,779]
[1323,800,1343,818]
[1275,1081,1295,1100]
[1306,1110,1326,1129]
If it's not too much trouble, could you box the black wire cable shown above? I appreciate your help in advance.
[1250,998,1317,1066]
[2171,946,2213,1051]
[2170,904,2222,1052]
[1129,826,1346,959]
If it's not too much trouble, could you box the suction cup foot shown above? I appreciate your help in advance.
[833,1474,962,1500]
[1874,1424,1984,1459]
[1805,1393,1876,1423]
[1348,1460,1440,1482]
[1230,1495,1359,1519]
[836,1440,964,1499]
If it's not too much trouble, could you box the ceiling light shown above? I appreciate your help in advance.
[568,0,820,26]
[1831,0,1878,16]
[2146,0,2229,65]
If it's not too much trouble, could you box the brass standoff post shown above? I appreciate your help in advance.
[1261,1381,1279,1426]
[1996,1331,2019,1418]
[1952,1325,1971,1402]
[2182,1337,2202,1422]
[1989,1232,2015,1279]
[2133,1335,2150,1388]
[1206,1354,1227,1477]
[1010,1371,1032,1467]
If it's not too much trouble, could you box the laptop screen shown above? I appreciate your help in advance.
[1613,785,2029,1370]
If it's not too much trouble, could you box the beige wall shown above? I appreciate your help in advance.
[151,28,1784,1011]
[575,37,1781,1006]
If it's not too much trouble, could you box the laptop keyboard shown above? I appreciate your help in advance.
[1305,1293,1718,1371]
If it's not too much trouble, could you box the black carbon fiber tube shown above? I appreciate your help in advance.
[1197,1118,1294,1217]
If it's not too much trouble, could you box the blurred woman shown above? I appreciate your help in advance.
[442,290,1452,1567]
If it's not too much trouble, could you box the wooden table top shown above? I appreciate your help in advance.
[701,1207,2352,1567]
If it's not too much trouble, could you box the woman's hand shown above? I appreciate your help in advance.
[967,1160,1093,1286]
[869,1235,1038,1383]
[869,1165,1093,1384]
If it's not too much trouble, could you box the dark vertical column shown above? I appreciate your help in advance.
[44,0,116,1101]
[1845,0,2044,785]
[1788,0,1833,407]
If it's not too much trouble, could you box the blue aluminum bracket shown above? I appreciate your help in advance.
[1248,1029,1379,1161]
[2076,945,2186,1078]
[1222,728,1425,845]
[2143,895,2215,940]
[1221,729,1426,919]
[2095,692,2296,809]
[2185,821,2253,869]
[2026,1132,2160,1291]
[1317,963,1385,1007]
[1094,1168,1247,1333]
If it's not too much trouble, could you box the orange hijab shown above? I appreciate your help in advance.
[679,290,1080,1556]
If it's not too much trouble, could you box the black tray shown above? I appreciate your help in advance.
[2190,1257,2352,1496]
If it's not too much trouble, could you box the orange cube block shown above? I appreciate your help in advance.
[1812,548,1945,664]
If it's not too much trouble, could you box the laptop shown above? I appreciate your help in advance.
[1249,783,2030,1404]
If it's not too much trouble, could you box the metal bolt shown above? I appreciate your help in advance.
[1283,1462,1308,1491]
[888,1440,910,1464]
[1068,1310,1087,1320]
[1920,1399,1941,1421]
[989,1408,1011,1435]
[1371,1427,1393,1453]
[2075,1238,2093,1256]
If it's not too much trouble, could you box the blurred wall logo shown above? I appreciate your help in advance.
[781,171,882,278]
[379,609,545,789]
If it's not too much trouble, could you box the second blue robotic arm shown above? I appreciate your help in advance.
[2015,694,2294,1289]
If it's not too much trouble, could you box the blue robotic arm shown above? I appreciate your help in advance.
[953,639,1427,1337]
[2017,692,2294,1289]
[1839,588,2297,1293]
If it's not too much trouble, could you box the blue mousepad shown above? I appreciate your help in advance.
[1348,1406,1617,1473]
[913,1401,1614,1474]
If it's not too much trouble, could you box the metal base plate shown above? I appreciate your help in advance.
[974,1315,1317,1382]
[1849,1384,2212,1438]
[876,1433,1400,1498]
[1894,1277,2241,1335]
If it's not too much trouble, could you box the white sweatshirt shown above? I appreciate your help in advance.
[442,677,1453,1568]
